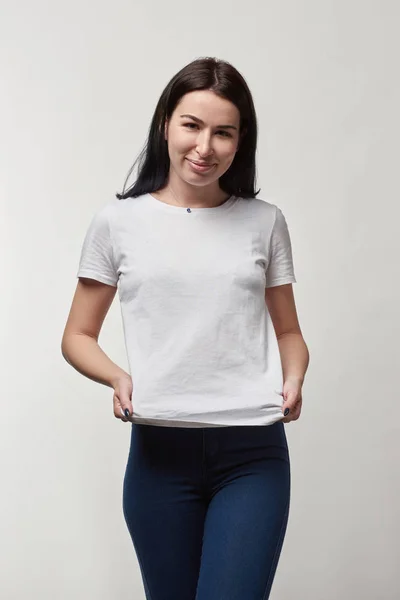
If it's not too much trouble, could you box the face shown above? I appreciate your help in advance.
[164,90,241,187]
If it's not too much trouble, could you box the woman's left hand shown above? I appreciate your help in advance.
[281,377,303,423]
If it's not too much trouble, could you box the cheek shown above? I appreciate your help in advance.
[218,143,237,165]
[219,137,238,155]
[168,131,192,154]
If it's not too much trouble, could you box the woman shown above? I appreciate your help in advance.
[61,56,309,600]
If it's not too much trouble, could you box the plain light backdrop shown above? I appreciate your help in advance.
[1,1,399,598]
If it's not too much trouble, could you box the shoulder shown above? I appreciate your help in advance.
[237,195,282,224]
[87,198,119,225]
[90,194,147,227]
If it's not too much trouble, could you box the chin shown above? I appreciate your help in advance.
[182,177,213,188]
[175,167,215,184]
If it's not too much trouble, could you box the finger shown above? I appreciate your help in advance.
[118,398,133,419]
[292,405,302,420]
[112,403,128,421]
[113,392,133,420]
[283,394,301,413]
[114,410,127,422]
[119,407,129,421]
[291,398,302,417]
[282,412,295,423]
[283,404,302,423]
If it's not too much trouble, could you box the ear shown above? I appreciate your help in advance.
[164,119,169,141]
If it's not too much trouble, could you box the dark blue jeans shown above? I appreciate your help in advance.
[123,421,290,600]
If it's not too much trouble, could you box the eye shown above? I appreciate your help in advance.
[182,123,233,138]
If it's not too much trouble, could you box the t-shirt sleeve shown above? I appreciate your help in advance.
[76,206,119,287]
[265,206,297,288]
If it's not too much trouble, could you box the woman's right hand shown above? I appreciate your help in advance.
[112,375,134,422]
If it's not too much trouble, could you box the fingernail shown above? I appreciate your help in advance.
[284,408,290,416]
[124,409,130,418]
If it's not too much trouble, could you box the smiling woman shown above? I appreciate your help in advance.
[165,90,240,188]
[63,56,309,600]
[116,57,258,209]
[156,88,242,197]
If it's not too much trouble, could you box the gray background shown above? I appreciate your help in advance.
[1,0,399,598]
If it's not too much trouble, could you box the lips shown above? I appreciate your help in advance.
[186,159,217,173]
[187,159,214,166]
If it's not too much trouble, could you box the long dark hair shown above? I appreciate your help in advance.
[116,57,260,200]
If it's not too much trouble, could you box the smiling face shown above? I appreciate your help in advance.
[164,90,241,189]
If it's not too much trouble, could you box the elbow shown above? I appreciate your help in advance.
[61,341,70,365]
[61,333,73,365]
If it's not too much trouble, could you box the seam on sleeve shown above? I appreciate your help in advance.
[77,269,118,287]
[265,275,297,288]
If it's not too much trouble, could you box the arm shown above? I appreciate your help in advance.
[61,277,129,388]
[265,283,309,384]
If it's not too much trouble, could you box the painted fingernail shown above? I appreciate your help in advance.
[284,408,290,416]
[124,409,130,418]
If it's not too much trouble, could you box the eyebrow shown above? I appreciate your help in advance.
[180,114,238,130]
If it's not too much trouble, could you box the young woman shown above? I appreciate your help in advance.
[62,56,309,600]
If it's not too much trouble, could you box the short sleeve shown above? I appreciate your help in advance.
[76,207,118,287]
[265,206,297,288]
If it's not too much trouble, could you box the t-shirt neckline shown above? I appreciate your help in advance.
[146,193,238,214]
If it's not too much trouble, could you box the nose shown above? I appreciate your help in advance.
[196,131,214,158]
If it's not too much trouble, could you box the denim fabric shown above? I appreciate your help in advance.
[123,421,290,600]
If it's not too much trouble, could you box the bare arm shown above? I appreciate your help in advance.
[265,283,309,422]
[275,332,309,384]
[265,283,309,384]
[61,278,130,388]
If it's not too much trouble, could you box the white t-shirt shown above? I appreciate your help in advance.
[77,193,297,428]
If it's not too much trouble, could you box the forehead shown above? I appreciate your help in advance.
[174,90,240,124]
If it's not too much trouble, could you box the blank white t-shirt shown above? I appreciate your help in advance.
[77,193,297,428]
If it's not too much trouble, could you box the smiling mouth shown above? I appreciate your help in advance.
[186,159,216,170]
